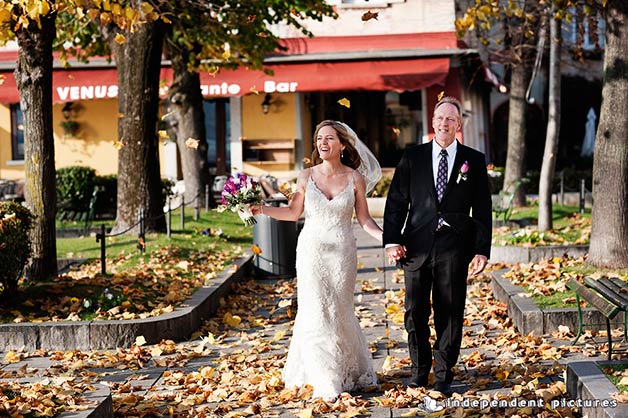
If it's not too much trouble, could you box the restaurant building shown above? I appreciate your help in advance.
[0,0,495,184]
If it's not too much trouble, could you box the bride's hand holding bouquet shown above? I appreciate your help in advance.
[217,173,262,226]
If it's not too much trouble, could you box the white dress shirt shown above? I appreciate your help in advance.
[385,140,458,249]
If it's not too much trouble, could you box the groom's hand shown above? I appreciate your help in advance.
[469,255,488,275]
[385,245,406,265]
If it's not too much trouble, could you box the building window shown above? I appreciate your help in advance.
[10,104,24,161]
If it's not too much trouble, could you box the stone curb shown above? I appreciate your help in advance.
[0,254,253,351]
[566,361,628,418]
[490,269,622,336]
[490,245,589,264]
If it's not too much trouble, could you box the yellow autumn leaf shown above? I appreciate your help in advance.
[135,335,147,346]
[338,97,351,108]
[185,138,200,149]
[250,86,259,94]
[278,299,292,308]
[115,33,126,45]
[4,350,21,363]
[222,50,231,60]
[141,2,154,14]
[39,0,51,16]
[251,244,262,255]
[158,130,169,139]
[223,312,242,327]
[495,367,509,381]
[272,330,286,342]
[297,408,313,418]
[150,346,163,357]
[437,91,445,101]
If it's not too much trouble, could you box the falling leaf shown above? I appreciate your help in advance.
[361,11,379,21]
[115,33,126,45]
[437,91,445,101]
[113,139,127,150]
[249,86,260,94]
[135,335,147,346]
[158,130,170,139]
[251,244,262,255]
[185,138,200,149]
[338,97,351,108]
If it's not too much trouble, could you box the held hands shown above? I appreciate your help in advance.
[470,255,488,275]
[385,245,406,265]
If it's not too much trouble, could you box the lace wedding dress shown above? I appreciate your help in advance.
[282,174,377,400]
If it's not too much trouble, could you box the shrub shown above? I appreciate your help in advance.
[56,166,96,214]
[0,201,34,299]
[369,171,393,197]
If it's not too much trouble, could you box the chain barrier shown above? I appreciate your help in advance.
[94,186,212,275]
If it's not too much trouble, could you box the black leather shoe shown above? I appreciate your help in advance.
[408,370,428,388]
[434,382,452,396]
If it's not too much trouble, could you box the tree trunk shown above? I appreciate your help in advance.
[163,43,210,205]
[15,15,58,280]
[111,20,166,234]
[538,8,561,232]
[502,61,531,207]
[588,0,628,268]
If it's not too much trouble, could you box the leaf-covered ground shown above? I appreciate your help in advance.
[2,224,624,417]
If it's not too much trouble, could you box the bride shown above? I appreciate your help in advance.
[251,120,383,401]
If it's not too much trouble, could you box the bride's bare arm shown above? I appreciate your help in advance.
[250,169,307,222]
[353,171,383,243]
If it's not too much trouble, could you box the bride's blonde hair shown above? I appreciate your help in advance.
[310,120,361,169]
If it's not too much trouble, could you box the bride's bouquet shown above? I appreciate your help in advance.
[217,173,263,226]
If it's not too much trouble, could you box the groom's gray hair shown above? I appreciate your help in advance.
[434,96,462,119]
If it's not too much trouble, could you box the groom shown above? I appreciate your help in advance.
[383,96,492,396]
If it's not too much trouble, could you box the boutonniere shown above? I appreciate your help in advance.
[456,161,469,184]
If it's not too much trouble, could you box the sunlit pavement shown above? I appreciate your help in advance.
[1,220,623,417]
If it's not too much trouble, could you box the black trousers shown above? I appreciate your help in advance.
[403,228,469,383]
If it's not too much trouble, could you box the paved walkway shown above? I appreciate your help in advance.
[0,221,621,417]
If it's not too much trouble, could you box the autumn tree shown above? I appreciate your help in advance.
[0,1,59,280]
[588,0,628,268]
[162,1,335,205]
[457,0,545,207]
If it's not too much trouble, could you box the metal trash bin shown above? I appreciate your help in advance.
[253,199,297,277]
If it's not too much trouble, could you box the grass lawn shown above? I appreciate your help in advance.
[492,204,591,246]
[600,363,628,392]
[1,210,254,323]
[505,257,628,309]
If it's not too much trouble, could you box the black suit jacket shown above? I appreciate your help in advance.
[383,140,492,271]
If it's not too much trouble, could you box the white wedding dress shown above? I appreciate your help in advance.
[282,174,377,400]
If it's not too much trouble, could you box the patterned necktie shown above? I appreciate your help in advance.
[436,148,448,202]
[436,148,448,230]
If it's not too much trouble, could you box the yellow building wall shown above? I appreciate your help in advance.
[0,104,22,179]
[241,93,298,177]
[53,99,119,175]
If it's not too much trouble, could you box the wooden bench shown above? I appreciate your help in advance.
[566,277,628,360]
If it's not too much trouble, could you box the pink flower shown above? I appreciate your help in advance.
[456,161,469,184]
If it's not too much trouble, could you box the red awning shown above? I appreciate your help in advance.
[0,57,449,103]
